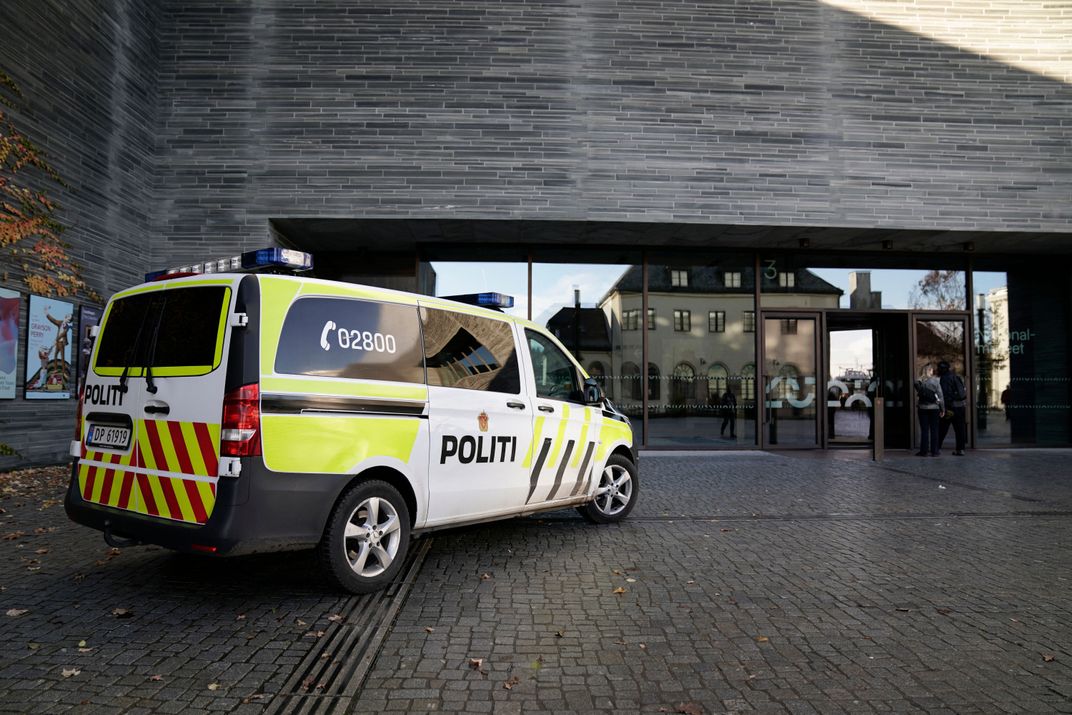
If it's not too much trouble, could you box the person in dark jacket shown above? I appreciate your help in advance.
[937,360,967,456]
[915,365,945,456]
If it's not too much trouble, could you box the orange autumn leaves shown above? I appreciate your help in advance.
[0,70,91,299]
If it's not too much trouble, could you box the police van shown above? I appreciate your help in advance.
[65,249,637,593]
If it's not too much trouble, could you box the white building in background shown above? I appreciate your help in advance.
[986,285,1010,408]
[548,265,841,414]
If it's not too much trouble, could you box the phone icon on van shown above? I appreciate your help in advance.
[320,321,336,351]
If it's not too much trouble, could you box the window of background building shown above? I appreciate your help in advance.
[781,318,798,335]
[647,307,656,330]
[674,309,691,332]
[623,309,639,331]
[725,271,741,288]
[671,269,689,288]
[778,272,795,288]
[743,311,756,333]
[709,310,725,333]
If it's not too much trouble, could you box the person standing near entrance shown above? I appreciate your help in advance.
[720,387,737,439]
[915,364,945,456]
[937,360,967,456]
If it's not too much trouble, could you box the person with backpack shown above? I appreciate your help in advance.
[937,360,967,456]
[915,364,945,456]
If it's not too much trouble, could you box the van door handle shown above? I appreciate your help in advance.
[507,401,526,410]
[144,401,170,416]
[538,405,555,413]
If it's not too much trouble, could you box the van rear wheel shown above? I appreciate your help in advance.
[577,454,638,524]
[318,480,410,594]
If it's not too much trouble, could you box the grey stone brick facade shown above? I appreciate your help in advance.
[1,0,1070,465]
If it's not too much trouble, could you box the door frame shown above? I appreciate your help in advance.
[908,312,972,452]
[758,310,824,450]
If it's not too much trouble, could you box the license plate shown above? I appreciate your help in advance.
[86,424,131,450]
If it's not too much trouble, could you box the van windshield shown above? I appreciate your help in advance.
[95,286,230,375]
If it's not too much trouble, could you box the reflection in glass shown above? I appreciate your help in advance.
[533,261,641,433]
[759,263,966,311]
[827,329,875,444]
[635,261,757,447]
[764,317,818,447]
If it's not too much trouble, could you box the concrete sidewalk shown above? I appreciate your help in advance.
[2,451,1071,713]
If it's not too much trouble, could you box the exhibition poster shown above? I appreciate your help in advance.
[24,294,74,399]
[0,287,18,399]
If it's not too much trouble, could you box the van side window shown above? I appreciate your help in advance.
[420,308,520,394]
[275,298,424,383]
[525,330,581,402]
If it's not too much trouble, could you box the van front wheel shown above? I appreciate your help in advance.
[577,454,638,524]
[318,480,410,594]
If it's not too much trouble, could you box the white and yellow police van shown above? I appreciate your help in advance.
[65,249,637,593]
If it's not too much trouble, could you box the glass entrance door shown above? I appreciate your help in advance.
[762,313,820,448]
[911,314,969,449]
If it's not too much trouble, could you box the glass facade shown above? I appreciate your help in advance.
[973,269,1071,446]
[420,254,1071,450]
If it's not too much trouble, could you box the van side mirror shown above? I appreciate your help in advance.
[583,377,604,406]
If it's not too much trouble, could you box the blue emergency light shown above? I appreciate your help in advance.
[240,248,313,271]
[145,248,313,281]
[444,292,515,310]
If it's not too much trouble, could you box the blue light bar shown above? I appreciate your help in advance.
[444,292,515,309]
[240,248,313,271]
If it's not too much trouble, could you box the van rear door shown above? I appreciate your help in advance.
[77,278,237,525]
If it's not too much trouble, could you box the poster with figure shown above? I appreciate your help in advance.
[0,288,19,399]
[24,295,74,399]
[76,305,103,393]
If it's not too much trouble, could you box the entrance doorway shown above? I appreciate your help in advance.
[760,310,967,451]
[825,312,911,451]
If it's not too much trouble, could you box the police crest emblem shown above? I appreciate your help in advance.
[478,411,489,432]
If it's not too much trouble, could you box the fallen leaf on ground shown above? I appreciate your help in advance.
[77,640,87,648]
[480,573,491,580]
[5,609,27,617]
[755,636,769,643]
[35,548,49,555]
[328,614,343,623]
[424,627,434,633]
[235,614,246,621]
[304,630,326,639]
[612,587,626,595]
[1043,654,1056,662]
[112,608,133,618]
[296,619,307,627]
[677,704,704,715]
[62,668,80,678]
[639,643,647,650]
[720,528,733,533]
[503,675,521,690]
[149,675,163,682]
[207,683,220,691]
[78,648,93,654]
[468,658,484,670]
[242,694,266,704]
[555,630,565,638]
[626,578,636,583]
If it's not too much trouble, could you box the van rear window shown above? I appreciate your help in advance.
[95,287,230,375]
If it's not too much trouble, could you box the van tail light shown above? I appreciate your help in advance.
[221,383,261,457]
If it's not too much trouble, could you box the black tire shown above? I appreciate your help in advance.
[318,480,411,594]
[577,454,639,524]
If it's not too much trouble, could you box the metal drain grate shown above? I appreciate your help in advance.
[266,538,432,715]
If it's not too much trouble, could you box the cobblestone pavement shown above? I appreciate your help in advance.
[2,451,1071,714]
